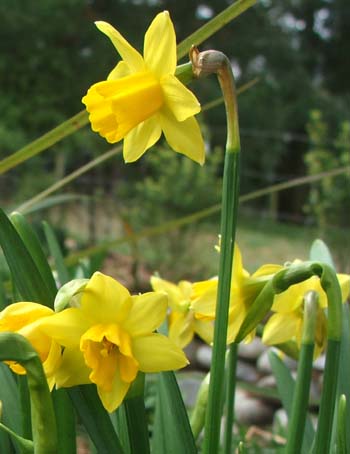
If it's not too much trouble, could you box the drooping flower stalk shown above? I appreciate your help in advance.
[191,47,241,454]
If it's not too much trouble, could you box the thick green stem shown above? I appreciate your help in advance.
[314,340,341,453]
[285,291,318,454]
[190,48,241,454]
[0,332,57,454]
[223,342,238,454]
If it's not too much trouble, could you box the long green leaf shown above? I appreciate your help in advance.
[43,221,70,285]
[0,208,52,306]
[309,239,335,268]
[152,372,197,454]
[268,350,315,453]
[0,364,21,453]
[52,390,76,454]
[10,212,57,303]
[68,385,124,454]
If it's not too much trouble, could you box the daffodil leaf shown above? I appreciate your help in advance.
[0,208,53,307]
[52,389,77,454]
[268,350,315,453]
[123,396,150,454]
[43,221,70,285]
[0,422,33,454]
[309,239,335,269]
[0,363,21,453]
[68,385,124,454]
[10,211,57,303]
[152,371,197,454]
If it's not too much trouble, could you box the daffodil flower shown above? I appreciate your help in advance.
[0,302,61,390]
[150,276,213,348]
[191,245,282,343]
[82,11,205,164]
[262,264,350,356]
[39,272,188,412]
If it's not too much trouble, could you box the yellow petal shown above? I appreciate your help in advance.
[0,302,53,332]
[150,276,191,312]
[95,21,145,72]
[132,333,188,372]
[262,312,300,345]
[160,108,205,164]
[38,308,90,349]
[97,367,130,413]
[55,347,91,388]
[227,304,247,343]
[252,264,282,278]
[191,280,218,318]
[231,244,246,285]
[123,115,162,163]
[81,272,131,324]
[161,74,201,121]
[144,11,176,76]
[123,292,167,336]
[338,273,350,302]
[107,61,131,81]
[194,319,214,345]
[43,339,62,383]
[169,311,194,348]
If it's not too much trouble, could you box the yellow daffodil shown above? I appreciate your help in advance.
[191,245,282,343]
[0,302,61,389]
[150,276,213,348]
[262,264,350,355]
[82,11,205,164]
[39,272,188,412]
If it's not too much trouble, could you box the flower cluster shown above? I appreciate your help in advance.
[1,244,349,412]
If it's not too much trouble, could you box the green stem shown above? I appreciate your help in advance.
[337,395,347,454]
[314,339,341,453]
[0,332,58,454]
[285,291,318,454]
[223,343,238,454]
[190,49,241,454]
